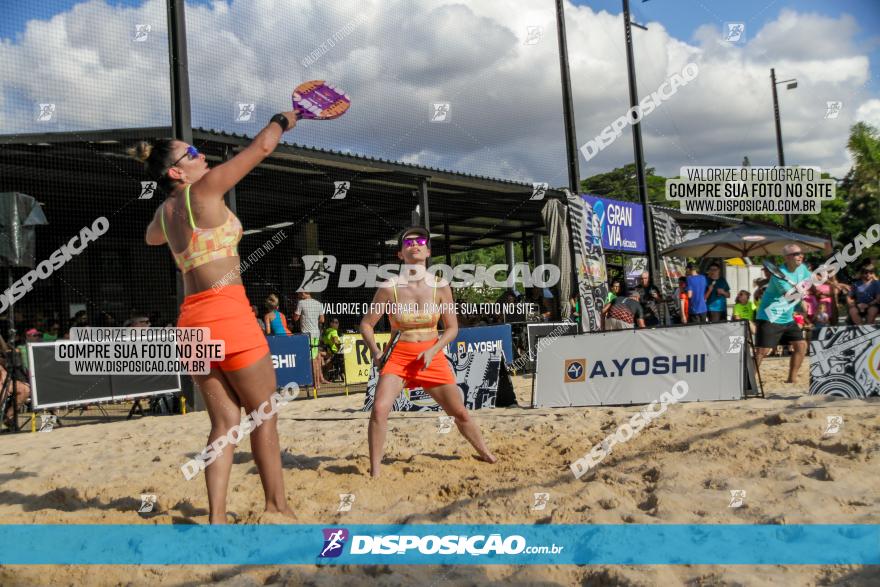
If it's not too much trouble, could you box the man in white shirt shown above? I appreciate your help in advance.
[294,291,326,388]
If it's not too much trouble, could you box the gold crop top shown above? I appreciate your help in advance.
[159,184,243,274]
[388,280,441,334]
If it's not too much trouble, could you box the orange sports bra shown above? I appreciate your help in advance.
[159,184,243,274]
[388,279,441,334]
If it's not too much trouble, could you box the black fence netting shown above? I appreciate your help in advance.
[0,0,562,365]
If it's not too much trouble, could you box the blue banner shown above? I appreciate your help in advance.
[267,334,313,387]
[581,194,646,253]
[448,324,513,364]
[1,525,877,565]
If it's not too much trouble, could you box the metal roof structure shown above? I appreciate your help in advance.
[0,126,557,255]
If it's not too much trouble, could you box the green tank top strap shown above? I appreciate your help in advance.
[184,184,197,230]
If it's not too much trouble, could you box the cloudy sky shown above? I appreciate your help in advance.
[1,0,878,185]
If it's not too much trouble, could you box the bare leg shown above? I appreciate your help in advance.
[753,347,770,370]
[426,384,496,464]
[786,341,807,384]
[192,369,242,524]
[867,306,879,325]
[848,305,862,325]
[312,355,328,386]
[223,352,293,517]
[368,373,405,478]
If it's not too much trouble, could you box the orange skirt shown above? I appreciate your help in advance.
[177,284,268,371]
[379,338,456,389]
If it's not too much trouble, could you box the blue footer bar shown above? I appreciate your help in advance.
[1,524,878,565]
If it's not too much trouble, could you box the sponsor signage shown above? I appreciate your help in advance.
[266,334,313,387]
[581,194,647,253]
[533,322,747,407]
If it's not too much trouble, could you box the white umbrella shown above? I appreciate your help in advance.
[660,222,830,259]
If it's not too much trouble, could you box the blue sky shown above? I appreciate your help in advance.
[575,0,880,91]
[1,1,878,181]
[4,0,876,90]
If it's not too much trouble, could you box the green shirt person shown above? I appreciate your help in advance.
[605,279,622,304]
[733,290,757,321]
[321,319,341,354]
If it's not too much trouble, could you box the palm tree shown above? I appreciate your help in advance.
[840,123,880,247]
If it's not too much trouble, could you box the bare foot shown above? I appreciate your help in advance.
[257,508,297,524]
[475,453,497,464]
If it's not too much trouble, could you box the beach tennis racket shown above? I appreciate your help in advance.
[292,80,350,120]
[762,260,797,287]
[376,331,401,370]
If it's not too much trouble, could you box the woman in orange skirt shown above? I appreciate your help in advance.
[134,110,299,523]
[360,226,496,477]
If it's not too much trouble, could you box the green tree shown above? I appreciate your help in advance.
[790,172,845,239]
[580,163,669,204]
[838,122,880,259]
[430,243,532,304]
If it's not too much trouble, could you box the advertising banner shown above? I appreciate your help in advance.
[451,324,513,365]
[651,207,686,291]
[581,194,647,254]
[567,191,608,333]
[267,334,314,387]
[526,322,579,369]
[28,342,180,409]
[809,325,880,398]
[533,322,747,407]
[341,332,391,384]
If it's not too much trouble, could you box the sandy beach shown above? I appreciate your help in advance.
[0,356,878,586]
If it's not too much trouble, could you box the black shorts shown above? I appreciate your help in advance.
[689,312,708,324]
[756,320,803,348]
[708,311,728,323]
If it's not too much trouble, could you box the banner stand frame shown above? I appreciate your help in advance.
[744,322,765,399]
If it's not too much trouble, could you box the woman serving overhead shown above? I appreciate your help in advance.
[360,227,496,477]
[134,110,299,523]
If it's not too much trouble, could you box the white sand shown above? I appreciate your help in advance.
[0,356,877,586]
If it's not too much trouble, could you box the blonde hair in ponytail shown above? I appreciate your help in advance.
[126,141,153,163]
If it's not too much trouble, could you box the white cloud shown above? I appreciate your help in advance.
[856,99,880,129]
[0,0,875,185]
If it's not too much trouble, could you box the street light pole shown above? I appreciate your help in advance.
[555,0,587,327]
[770,68,797,230]
[622,0,658,285]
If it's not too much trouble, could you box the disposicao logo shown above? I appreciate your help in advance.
[319,528,349,558]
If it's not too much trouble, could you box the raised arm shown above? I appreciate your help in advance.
[191,111,299,200]
[145,204,168,246]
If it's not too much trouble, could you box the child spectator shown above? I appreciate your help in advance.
[677,277,689,324]
[733,290,757,335]
[733,290,756,321]
[814,303,830,327]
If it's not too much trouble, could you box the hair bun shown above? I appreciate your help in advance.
[126,141,153,163]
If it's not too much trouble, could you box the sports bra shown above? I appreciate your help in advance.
[388,279,441,334]
[159,184,243,274]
